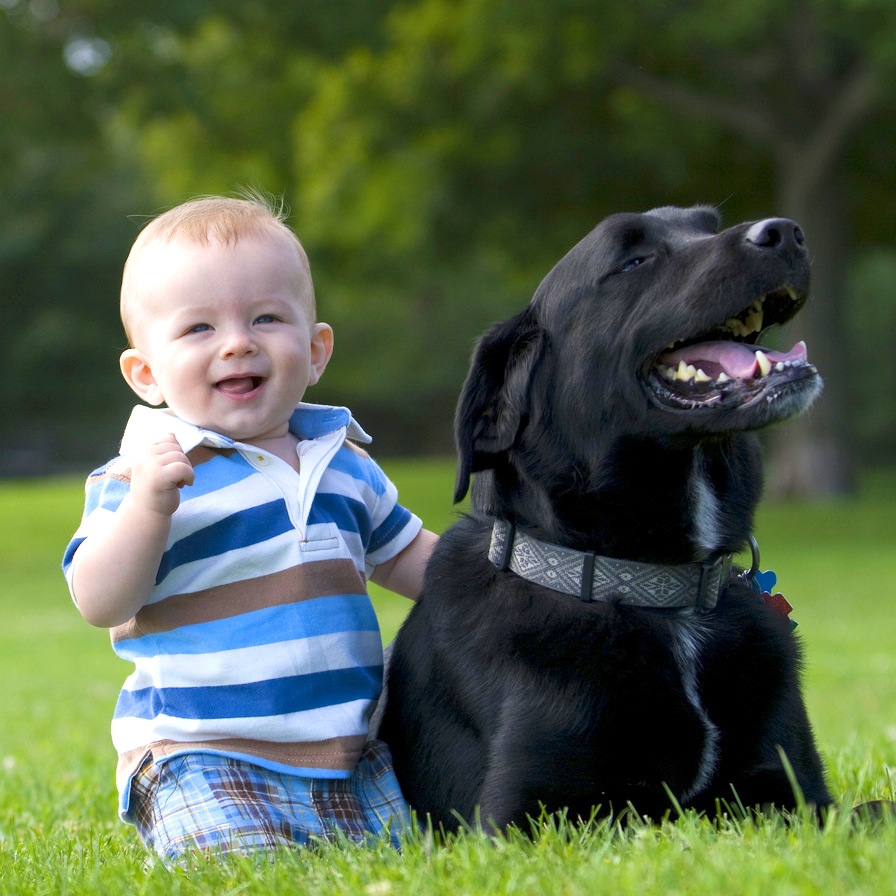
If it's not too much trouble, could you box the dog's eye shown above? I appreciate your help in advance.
[620,256,646,273]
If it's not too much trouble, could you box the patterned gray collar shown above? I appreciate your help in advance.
[488,518,731,611]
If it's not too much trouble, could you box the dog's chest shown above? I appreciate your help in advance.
[667,616,720,799]
[519,607,721,802]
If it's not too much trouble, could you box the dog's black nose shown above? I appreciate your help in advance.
[745,218,806,254]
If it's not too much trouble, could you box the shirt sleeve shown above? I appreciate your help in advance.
[61,459,132,601]
[352,452,422,577]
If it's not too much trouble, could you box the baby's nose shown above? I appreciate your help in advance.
[220,328,257,357]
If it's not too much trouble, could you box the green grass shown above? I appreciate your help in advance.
[1,464,895,894]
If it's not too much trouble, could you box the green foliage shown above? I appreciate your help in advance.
[1,468,896,891]
[844,249,896,463]
[0,3,151,471]
[3,0,896,469]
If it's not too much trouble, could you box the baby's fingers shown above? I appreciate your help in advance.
[170,458,195,490]
[153,436,194,489]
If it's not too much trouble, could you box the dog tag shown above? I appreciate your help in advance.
[751,569,777,594]
[761,591,797,630]
[749,568,797,629]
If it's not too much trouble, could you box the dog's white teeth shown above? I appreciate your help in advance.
[659,363,724,386]
[723,317,754,337]
[676,360,697,381]
[745,306,764,333]
[755,350,773,377]
[722,299,766,338]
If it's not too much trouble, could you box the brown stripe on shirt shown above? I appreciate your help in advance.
[118,734,369,782]
[88,464,132,486]
[88,445,230,489]
[186,445,235,466]
[111,559,367,642]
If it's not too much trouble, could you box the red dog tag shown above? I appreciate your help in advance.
[761,591,797,629]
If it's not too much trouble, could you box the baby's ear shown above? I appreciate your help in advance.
[308,322,334,386]
[120,349,164,405]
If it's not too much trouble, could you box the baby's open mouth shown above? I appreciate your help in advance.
[216,376,265,395]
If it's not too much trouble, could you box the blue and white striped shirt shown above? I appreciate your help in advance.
[62,403,421,813]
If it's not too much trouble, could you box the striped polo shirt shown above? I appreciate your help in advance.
[62,403,421,814]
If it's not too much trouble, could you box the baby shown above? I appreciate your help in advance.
[62,195,437,861]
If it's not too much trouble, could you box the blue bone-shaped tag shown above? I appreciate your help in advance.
[751,569,777,595]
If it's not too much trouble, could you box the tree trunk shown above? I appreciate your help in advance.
[616,41,876,498]
[765,162,857,498]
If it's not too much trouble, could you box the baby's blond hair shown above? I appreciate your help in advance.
[120,194,315,347]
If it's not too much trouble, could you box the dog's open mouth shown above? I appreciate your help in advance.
[644,287,818,413]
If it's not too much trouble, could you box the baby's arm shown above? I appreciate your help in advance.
[370,528,438,600]
[71,435,194,628]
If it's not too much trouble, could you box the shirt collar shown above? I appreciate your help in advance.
[119,403,372,458]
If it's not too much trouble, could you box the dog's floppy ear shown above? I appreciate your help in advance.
[454,306,545,502]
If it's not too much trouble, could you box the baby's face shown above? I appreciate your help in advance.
[121,230,331,443]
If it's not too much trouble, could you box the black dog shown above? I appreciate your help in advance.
[378,205,834,831]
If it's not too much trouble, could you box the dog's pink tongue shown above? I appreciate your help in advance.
[659,341,807,378]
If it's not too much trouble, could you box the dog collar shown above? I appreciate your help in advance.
[488,518,732,611]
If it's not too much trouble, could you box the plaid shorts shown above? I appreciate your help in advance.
[126,740,412,861]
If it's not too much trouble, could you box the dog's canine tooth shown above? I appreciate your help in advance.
[745,307,764,334]
[755,350,772,377]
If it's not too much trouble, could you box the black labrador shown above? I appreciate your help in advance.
[378,205,835,831]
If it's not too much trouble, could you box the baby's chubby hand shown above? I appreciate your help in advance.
[129,434,195,517]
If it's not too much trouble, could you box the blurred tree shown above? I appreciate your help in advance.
[0,0,396,468]
[290,0,896,492]
[0,1,150,473]
[293,0,754,450]
[605,0,896,495]
[4,0,895,485]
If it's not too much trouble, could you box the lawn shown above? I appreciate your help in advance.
[0,463,894,894]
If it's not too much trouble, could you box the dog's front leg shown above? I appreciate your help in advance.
[475,696,603,832]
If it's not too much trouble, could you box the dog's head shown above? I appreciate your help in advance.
[455,205,822,505]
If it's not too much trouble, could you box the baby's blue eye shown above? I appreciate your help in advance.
[188,323,211,333]
[255,314,276,324]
